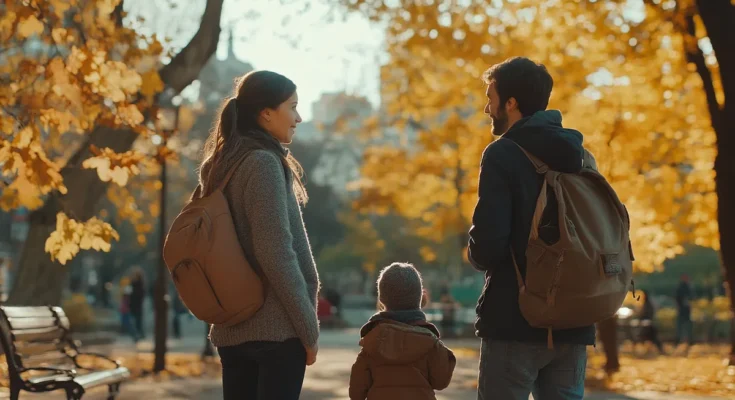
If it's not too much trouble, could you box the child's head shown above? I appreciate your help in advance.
[377,262,424,311]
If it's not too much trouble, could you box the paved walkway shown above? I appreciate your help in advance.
[0,322,727,399]
[0,345,726,399]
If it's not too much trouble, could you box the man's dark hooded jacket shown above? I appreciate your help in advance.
[468,110,596,345]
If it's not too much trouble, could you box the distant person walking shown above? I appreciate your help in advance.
[118,277,137,342]
[675,274,694,346]
[128,267,146,341]
[439,285,457,338]
[638,290,665,354]
[196,70,320,400]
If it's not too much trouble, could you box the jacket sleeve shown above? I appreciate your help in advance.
[241,151,319,348]
[467,147,513,272]
[427,340,457,390]
[293,206,321,309]
[349,349,372,400]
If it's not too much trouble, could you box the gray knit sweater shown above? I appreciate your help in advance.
[198,131,320,349]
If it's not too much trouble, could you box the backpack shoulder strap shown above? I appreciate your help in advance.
[216,151,252,193]
[505,139,548,174]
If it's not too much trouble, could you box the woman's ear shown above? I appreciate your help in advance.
[260,108,272,123]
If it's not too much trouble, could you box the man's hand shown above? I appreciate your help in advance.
[306,343,318,366]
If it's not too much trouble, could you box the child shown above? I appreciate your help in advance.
[349,262,456,400]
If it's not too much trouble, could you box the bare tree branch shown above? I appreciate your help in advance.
[158,0,225,92]
[696,0,735,109]
[685,14,724,133]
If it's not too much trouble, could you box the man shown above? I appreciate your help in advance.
[675,274,694,346]
[468,57,595,400]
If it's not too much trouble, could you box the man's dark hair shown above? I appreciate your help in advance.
[482,57,553,117]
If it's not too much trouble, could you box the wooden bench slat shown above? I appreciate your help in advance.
[15,341,66,357]
[7,317,58,331]
[50,306,66,318]
[27,373,73,385]
[74,367,130,388]
[58,316,70,330]
[0,306,130,399]
[21,352,73,369]
[1,307,55,318]
[12,326,65,343]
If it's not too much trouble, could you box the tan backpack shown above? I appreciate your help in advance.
[163,153,264,327]
[509,140,634,348]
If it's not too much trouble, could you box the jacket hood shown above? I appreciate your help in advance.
[504,110,584,173]
[359,320,440,364]
[360,310,430,336]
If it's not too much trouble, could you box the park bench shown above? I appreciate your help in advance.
[0,305,130,399]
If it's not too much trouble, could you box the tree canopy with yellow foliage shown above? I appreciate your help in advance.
[0,0,225,305]
[337,0,735,361]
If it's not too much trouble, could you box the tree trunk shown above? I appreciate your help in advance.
[153,154,168,372]
[716,124,735,365]
[7,0,225,307]
[7,128,138,305]
[8,201,67,306]
[694,0,735,365]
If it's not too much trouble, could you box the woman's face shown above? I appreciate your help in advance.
[260,91,302,144]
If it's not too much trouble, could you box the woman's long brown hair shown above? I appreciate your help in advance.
[199,71,307,204]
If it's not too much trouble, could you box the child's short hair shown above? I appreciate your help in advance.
[377,262,424,311]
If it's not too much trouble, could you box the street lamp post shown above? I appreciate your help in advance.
[153,95,181,373]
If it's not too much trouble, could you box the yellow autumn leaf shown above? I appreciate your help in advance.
[420,246,438,263]
[51,27,67,43]
[79,217,120,252]
[0,175,45,211]
[96,61,142,103]
[97,0,122,15]
[45,212,83,265]
[176,104,199,133]
[116,104,144,126]
[26,150,67,195]
[13,126,35,148]
[40,109,80,133]
[149,202,160,218]
[17,15,44,39]
[82,157,129,186]
[49,0,74,17]
[140,69,164,102]
[65,46,87,75]
[0,11,17,42]
[0,115,16,135]
[82,147,144,186]
[45,212,119,265]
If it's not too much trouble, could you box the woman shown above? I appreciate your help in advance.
[196,70,320,399]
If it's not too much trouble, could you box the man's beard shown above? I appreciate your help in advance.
[491,109,509,136]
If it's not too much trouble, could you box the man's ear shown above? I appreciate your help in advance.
[505,97,518,112]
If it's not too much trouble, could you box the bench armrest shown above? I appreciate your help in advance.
[72,352,121,369]
[20,366,77,377]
